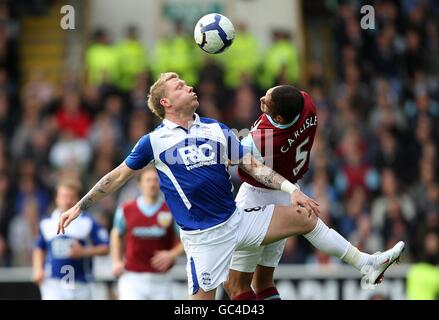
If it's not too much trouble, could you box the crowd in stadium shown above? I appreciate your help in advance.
[0,0,438,279]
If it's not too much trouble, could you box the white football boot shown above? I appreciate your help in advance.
[364,241,405,285]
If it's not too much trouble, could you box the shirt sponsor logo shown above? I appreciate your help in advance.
[132,226,166,238]
[178,144,216,170]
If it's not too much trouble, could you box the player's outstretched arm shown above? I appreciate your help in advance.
[57,162,136,234]
[238,153,319,217]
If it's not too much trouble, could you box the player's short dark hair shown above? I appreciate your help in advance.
[271,85,304,123]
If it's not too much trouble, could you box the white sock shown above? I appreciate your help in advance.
[303,218,373,270]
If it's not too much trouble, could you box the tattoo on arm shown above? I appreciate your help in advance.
[77,164,132,210]
[239,154,286,190]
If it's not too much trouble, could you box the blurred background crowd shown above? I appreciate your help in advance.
[0,0,438,298]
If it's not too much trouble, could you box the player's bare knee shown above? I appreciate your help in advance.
[303,212,317,234]
[288,205,317,234]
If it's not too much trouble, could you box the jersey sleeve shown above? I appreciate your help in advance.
[219,122,250,162]
[241,135,264,163]
[34,228,47,250]
[124,134,154,170]
[90,218,110,246]
[112,206,126,235]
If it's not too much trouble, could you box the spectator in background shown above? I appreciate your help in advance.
[85,28,119,87]
[116,25,148,92]
[21,69,55,106]
[258,30,300,89]
[0,92,15,139]
[219,22,261,89]
[10,96,44,160]
[49,130,92,172]
[371,168,415,251]
[129,72,150,112]
[406,231,439,300]
[55,91,91,139]
[334,127,379,198]
[0,171,13,266]
[8,197,39,266]
[14,159,50,218]
[152,19,201,87]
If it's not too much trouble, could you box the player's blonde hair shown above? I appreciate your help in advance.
[147,72,179,119]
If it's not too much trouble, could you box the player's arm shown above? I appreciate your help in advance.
[222,123,318,215]
[32,229,47,284]
[150,242,184,273]
[151,222,184,272]
[57,162,135,234]
[58,134,154,234]
[69,241,109,259]
[235,144,319,217]
[32,248,45,284]
[110,228,125,277]
[110,205,126,277]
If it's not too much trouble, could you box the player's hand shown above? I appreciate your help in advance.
[151,250,175,272]
[32,269,45,285]
[291,189,320,218]
[68,240,85,259]
[112,260,124,278]
[57,206,81,234]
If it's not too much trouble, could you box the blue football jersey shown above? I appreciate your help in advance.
[124,114,248,231]
[35,210,109,283]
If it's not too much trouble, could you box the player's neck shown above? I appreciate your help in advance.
[141,194,159,205]
[165,112,195,129]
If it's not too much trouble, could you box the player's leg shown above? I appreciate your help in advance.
[224,182,274,300]
[39,279,64,300]
[252,265,280,300]
[117,272,145,299]
[180,210,242,300]
[147,273,174,300]
[263,205,405,284]
[224,270,254,299]
[73,282,92,300]
[252,239,286,300]
[224,246,262,300]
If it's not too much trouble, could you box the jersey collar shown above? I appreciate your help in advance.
[163,113,202,130]
[266,113,300,129]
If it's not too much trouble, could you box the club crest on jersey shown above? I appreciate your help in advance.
[157,211,173,228]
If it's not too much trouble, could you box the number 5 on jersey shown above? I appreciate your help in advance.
[293,137,310,176]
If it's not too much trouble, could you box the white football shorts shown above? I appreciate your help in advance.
[179,203,275,295]
[230,182,293,273]
[117,271,172,300]
[40,278,92,300]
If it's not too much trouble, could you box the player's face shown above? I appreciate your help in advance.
[163,78,199,114]
[260,87,277,117]
[56,186,79,212]
[139,169,160,198]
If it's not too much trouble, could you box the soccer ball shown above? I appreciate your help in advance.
[194,13,235,54]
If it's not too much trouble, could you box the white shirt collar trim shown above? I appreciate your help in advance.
[162,113,202,130]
